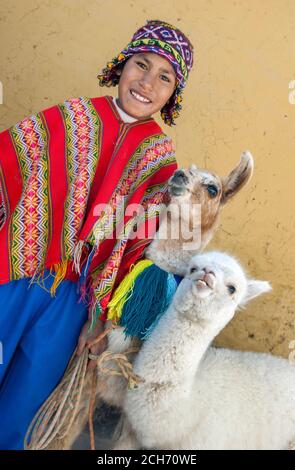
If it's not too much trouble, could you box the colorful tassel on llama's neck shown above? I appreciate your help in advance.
[107,261,179,340]
[140,271,178,340]
[107,259,153,322]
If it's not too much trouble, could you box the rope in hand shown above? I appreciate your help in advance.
[87,330,141,450]
[24,323,142,450]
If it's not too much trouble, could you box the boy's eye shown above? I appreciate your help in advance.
[136,61,147,69]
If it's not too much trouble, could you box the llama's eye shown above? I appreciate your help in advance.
[227,285,236,295]
[207,184,218,198]
[190,266,198,274]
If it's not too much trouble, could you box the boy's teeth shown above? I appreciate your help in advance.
[131,90,151,103]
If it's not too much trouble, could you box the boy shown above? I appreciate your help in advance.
[0,20,194,449]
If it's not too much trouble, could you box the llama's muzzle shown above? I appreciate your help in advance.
[168,169,189,196]
[170,169,189,186]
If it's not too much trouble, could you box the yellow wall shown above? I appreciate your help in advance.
[1,0,294,357]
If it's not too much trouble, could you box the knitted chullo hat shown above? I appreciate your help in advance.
[97,20,194,126]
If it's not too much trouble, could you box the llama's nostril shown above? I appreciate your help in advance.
[171,170,189,185]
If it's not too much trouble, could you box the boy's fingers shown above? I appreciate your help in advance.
[86,337,108,372]
[85,326,104,346]
[77,328,102,357]
[90,340,106,357]
[87,359,97,372]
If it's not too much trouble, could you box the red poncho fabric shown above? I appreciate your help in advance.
[0,96,177,321]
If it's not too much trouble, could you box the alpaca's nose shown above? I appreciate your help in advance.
[204,267,216,277]
[171,170,189,186]
[194,267,216,289]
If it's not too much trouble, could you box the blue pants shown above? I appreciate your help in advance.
[0,274,88,450]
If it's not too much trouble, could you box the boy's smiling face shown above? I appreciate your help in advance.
[117,52,177,120]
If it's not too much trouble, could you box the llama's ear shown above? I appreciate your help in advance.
[221,151,254,204]
[241,279,272,306]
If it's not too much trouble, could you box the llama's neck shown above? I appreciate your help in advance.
[134,303,223,385]
[146,238,199,275]
[146,207,219,275]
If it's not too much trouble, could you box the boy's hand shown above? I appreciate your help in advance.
[77,318,108,372]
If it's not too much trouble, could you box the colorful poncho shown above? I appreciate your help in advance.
[0,96,177,321]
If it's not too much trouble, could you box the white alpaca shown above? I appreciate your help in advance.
[47,152,254,449]
[118,252,295,450]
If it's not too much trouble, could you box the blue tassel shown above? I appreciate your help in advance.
[173,274,184,286]
[119,264,178,340]
[141,272,178,339]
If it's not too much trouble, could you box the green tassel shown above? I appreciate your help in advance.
[119,264,178,339]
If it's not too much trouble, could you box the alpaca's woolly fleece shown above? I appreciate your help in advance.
[121,252,295,450]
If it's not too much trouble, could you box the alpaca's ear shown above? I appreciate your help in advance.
[221,151,254,204]
[241,280,272,306]
[189,164,198,172]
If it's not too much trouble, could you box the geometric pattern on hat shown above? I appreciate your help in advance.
[97,20,194,126]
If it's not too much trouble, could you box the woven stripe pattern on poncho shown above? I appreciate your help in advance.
[0,95,177,321]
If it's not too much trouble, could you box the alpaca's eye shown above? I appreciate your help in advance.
[190,266,198,274]
[227,285,236,295]
[207,185,218,198]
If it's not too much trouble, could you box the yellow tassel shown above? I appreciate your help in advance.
[50,261,68,296]
[107,259,154,322]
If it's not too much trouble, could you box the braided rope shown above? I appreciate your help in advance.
[87,346,141,450]
[24,324,141,450]
[24,346,89,449]
[90,348,142,388]
[88,369,98,451]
